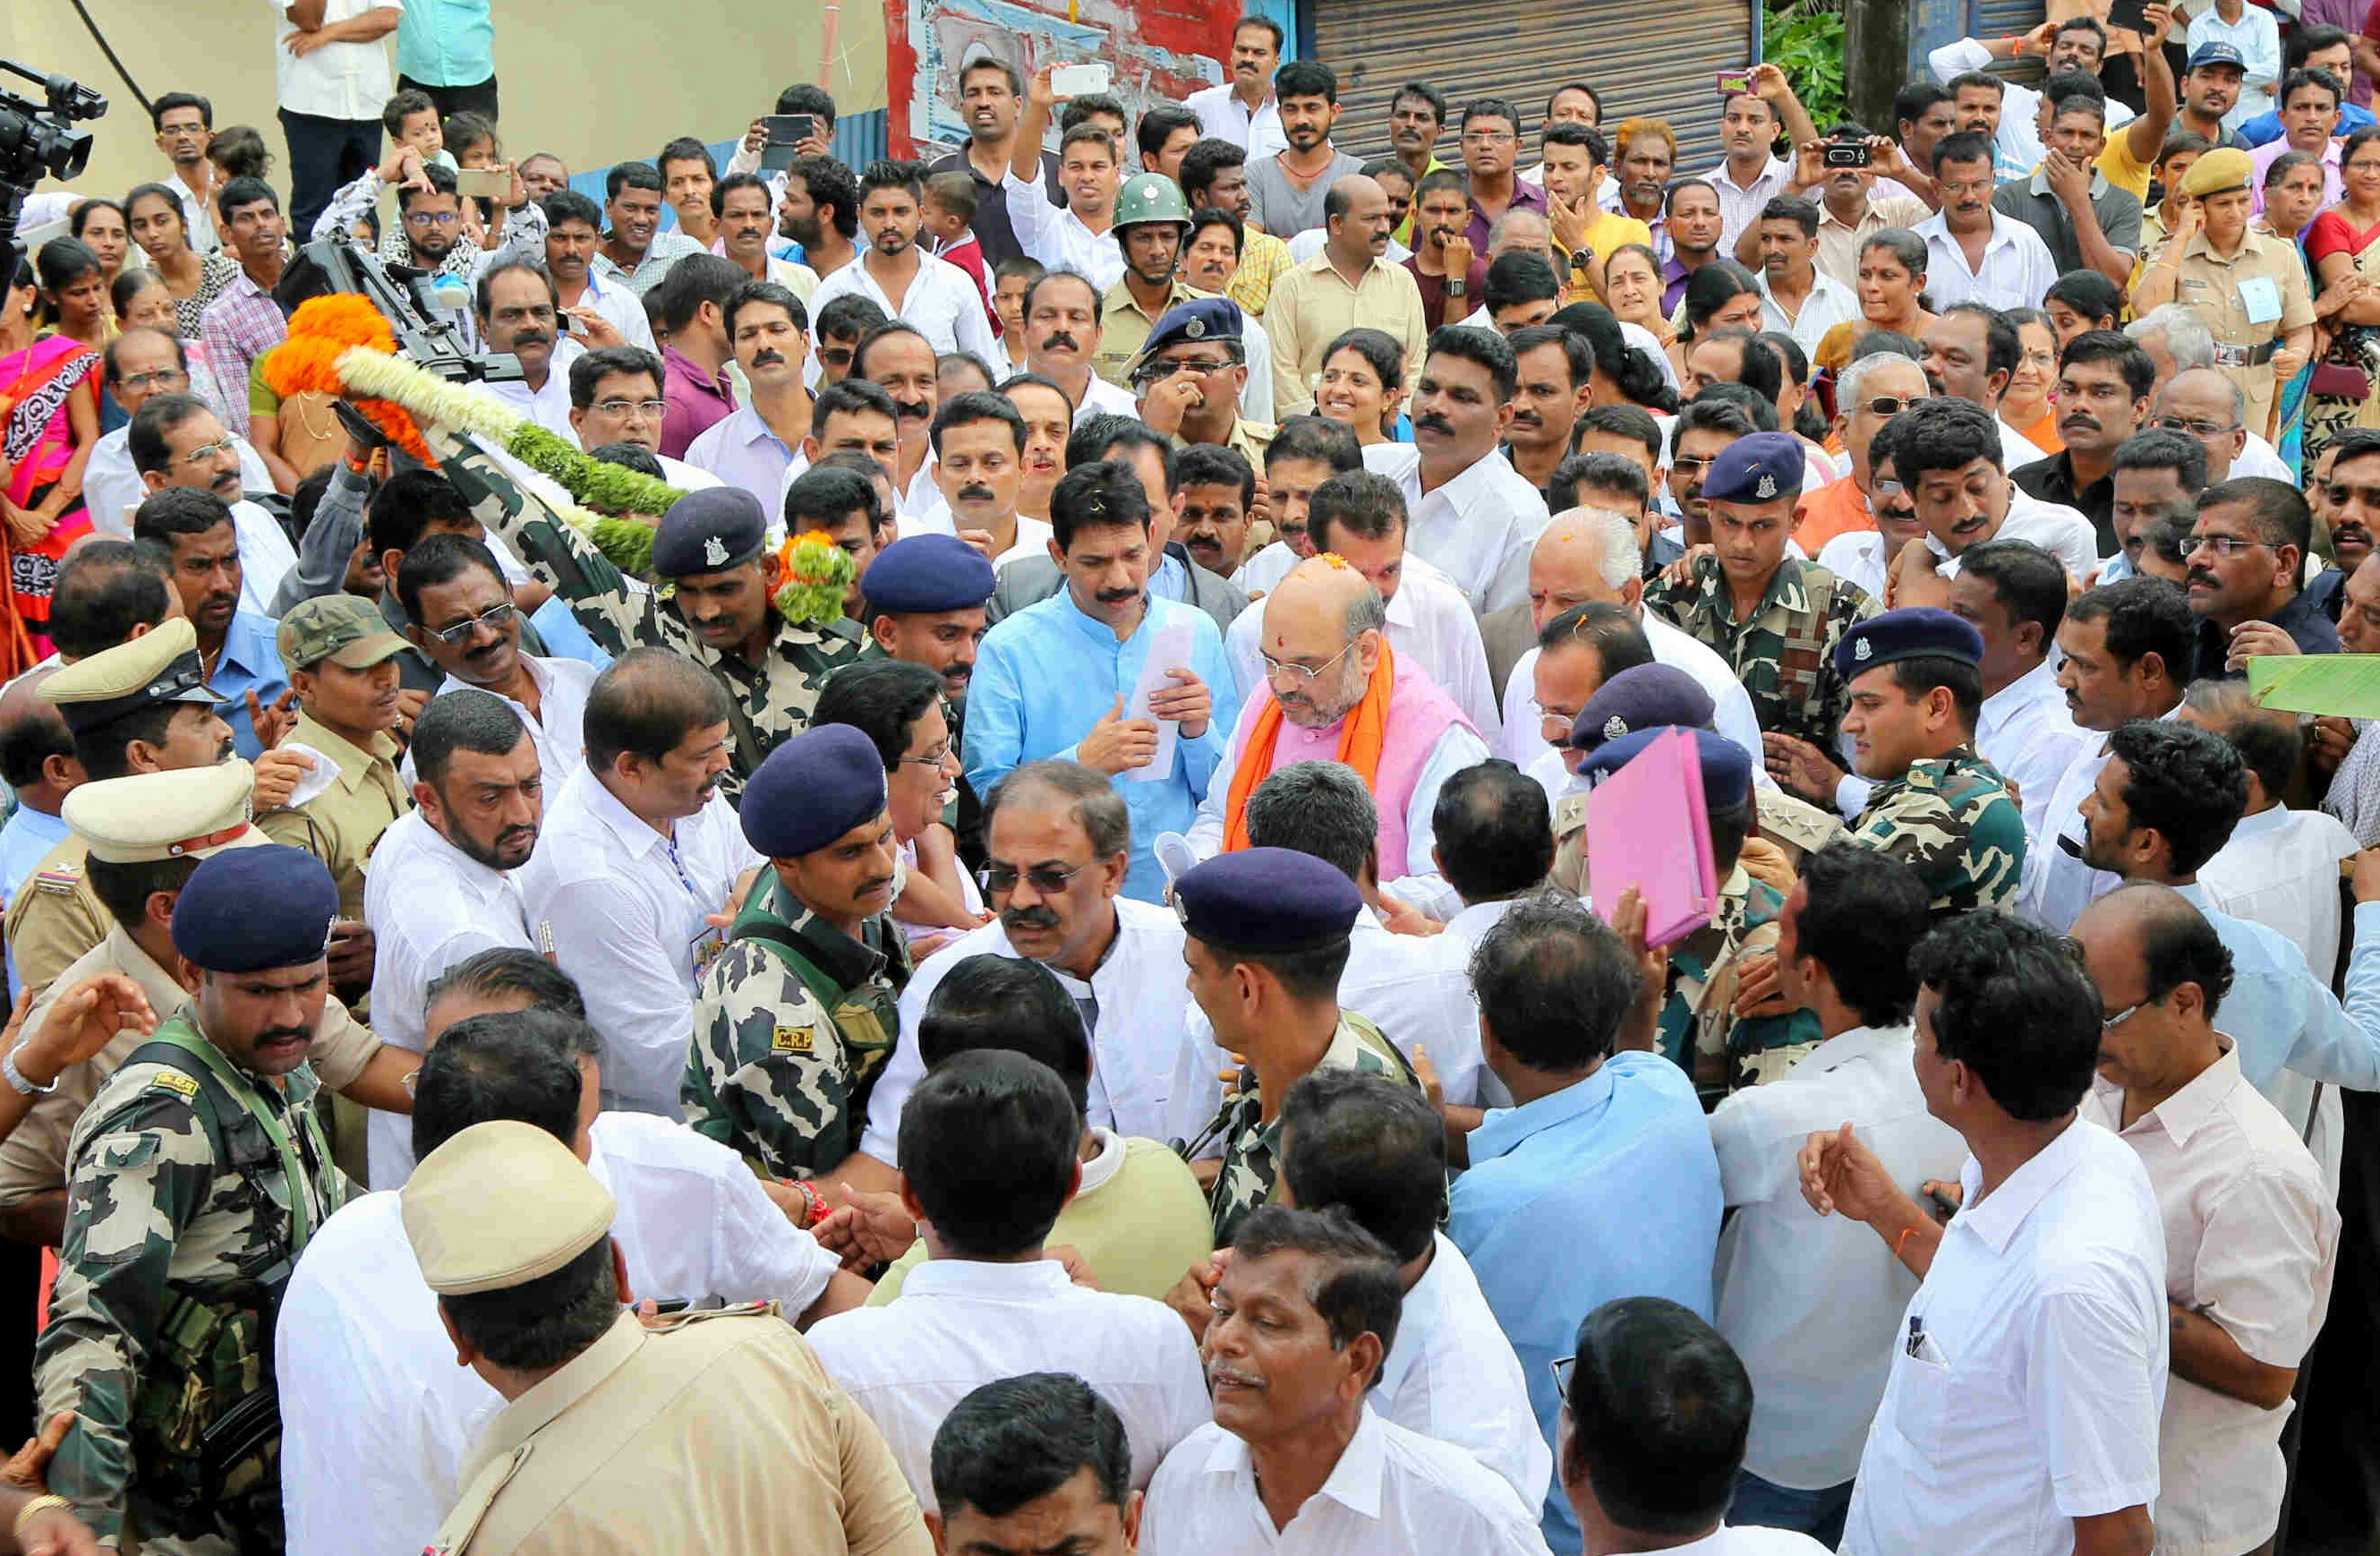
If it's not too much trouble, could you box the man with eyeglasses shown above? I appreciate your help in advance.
[1131,298,1275,473]
[682,723,911,1190]
[312,149,542,309]
[2071,719,2380,1188]
[83,329,272,538]
[149,92,220,254]
[2183,477,2340,679]
[1797,351,1930,553]
[397,533,596,782]
[2150,364,2255,483]
[562,344,724,493]
[128,395,299,628]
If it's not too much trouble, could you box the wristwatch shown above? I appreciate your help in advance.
[4,1047,55,1098]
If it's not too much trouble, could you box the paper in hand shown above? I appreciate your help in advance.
[1125,621,1197,783]
[2251,654,2380,719]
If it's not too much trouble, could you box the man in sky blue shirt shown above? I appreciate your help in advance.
[1450,892,1722,1556]
[964,458,1237,902]
[0,675,77,1003]
[2076,717,2380,1184]
[394,0,498,122]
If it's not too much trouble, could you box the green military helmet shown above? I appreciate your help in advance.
[1113,173,1193,234]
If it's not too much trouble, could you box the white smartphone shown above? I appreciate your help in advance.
[1051,61,1113,97]
[454,167,510,199]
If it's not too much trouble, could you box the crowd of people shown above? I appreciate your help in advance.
[9,0,2380,1552]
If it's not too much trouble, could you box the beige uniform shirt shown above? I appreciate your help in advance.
[258,713,410,922]
[2170,227,2316,432]
[1096,278,1211,387]
[429,1307,931,1556]
[3,837,107,1011]
[1813,195,1934,289]
[0,924,380,1208]
[1265,252,1429,417]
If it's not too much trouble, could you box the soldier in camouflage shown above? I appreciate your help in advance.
[684,726,911,1184]
[1836,608,2027,917]
[34,845,352,1553]
[1577,723,1822,1095]
[425,432,873,799]
[1174,848,1421,1246]
[1643,432,1878,758]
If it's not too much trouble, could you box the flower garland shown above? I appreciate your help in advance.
[773,530,856,628]
[329,345,688,575]
[259,296,437,465]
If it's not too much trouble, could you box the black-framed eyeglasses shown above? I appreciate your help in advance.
[2176,534,2273,559]
[1549,1354,1575,1399]
[2154,415,2239,438]
[978,859,1090,895]
[425,602,517,645]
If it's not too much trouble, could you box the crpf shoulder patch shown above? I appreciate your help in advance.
[772,1025,815,1055]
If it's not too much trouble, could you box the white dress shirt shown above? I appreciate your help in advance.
[1495,613,1767,776]
[1703,156,1794,254]
[1913,210,2061,312]
[2080,1048,2337,1556]
[1141,1411,1552,1556]
[473,336,581,438]
[1233,538,1300,597]
[1397,452,1552,615]
[1925,38,2137,182]
[2019,708,2187,935]
[230,498,299,618]
[361,809,535,1187]
[1756,267,1863,359]
[519,765,763,1116]
[272,0,401,121]
[167,168,220,254]
[684,401,798,509]
[566,267,659,355]
[1184,82,1290,159]
[277,1112,841,1556]
[2000,416,2051,469]
[1975,658,2094,842]
[82,428,272,538]
[1071,369,1140,426]
[861,898,1194,1163]
[807,1257,1209,1500]
[2200,804,2361,979]
[1815,526,1895,603]
[1003,171,1128,293]
[1226,554,1498,736]
[806,249,1002,374]
[1163,907,1490,1151]
[2236,432,2292,483]
[1374,1233,1552,1511]
[1842,1118,2169,1556]
[400,654,597,795]
[1710,1022,1968,1492]
[1925,488,2099,583]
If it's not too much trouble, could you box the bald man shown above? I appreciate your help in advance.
[2153,368,2251,486]
[1188,556,1489,919]
[1264,175,1429,417]
[0,671,80,1001]
[1491,509,1767,774]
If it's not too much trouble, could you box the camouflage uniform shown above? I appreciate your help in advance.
[33,1010,349,1552]
[432,433,874,799]
[682,873,911,1179]
[1657,867,1824,1094]
[1201,1013,1420,1246]
[1849,746,2027,918]
[1643,556,1879,752]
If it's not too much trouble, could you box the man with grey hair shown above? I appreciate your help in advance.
[2153,366,2255,486]
[2129,305,2294,482]
[859,758,1196,1164]
[1796,351,1931,557]
[1495,508,1766,774]
[1164,758,1487,1154]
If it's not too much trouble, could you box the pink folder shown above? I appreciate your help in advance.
[1585,725,1720,950]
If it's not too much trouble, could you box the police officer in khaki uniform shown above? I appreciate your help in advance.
[407,1120,930,1556]
[260,594,415,1020]
[0,763,406,1249]
[4,620,313,1008]
[2134,146,2316,436]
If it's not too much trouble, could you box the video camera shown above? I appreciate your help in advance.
[296,235,523,385]
[0,60,105,262]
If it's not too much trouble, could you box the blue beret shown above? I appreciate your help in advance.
[1175,847,1361,952]
[170,844,340,972]
[652,486,768,578]
[740,724,889,859]
[861,534,996,617]
[1702,432,1804,504]
[1578,725,1754,806]
[1568,663,1717,753]
[1132,296,1244,375]
[1832,605,1985,683]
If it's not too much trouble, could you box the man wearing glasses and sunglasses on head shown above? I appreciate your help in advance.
[397,534,598,782]
[2183,476,2340,679]
[1797,351,1930,553]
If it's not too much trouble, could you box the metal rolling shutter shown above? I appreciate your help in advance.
[1974,0,2049,81]
[1310,0,1754,178]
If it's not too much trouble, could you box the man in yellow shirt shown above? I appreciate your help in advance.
[1543,124,1653,302]
[2092,1,2182,201]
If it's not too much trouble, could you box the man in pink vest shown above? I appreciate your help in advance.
[1188,555,1489,919]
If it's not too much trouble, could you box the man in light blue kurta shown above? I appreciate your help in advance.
[963,464,1240,902]
[1448,894,1722,1556]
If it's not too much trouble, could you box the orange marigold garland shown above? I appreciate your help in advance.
[772,529,857,628]
[260,295,435,464]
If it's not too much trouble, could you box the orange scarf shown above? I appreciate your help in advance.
[1223,640,1396,852]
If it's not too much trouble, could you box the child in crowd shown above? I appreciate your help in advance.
[922,171,996,335]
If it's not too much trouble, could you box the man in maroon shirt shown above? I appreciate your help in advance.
[1405,168,1490,329]
[653,253,742,458]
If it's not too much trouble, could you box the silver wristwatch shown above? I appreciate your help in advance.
[4,1048,55,1097]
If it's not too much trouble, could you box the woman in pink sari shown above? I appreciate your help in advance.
[0,257,100,671]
